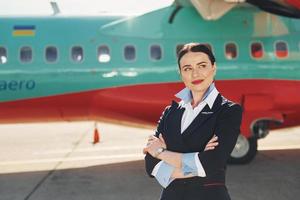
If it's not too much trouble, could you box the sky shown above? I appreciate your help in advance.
[0,0,174,16]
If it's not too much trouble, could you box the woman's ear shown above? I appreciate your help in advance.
[212,63,217,69]
[177,67,182,76]
[177,68,182,80]
[212,63,217,76]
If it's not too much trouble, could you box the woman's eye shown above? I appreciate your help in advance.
[184,67,191,71]
[198,65,206,68]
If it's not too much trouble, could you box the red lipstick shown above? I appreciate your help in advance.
[192,79,203,85]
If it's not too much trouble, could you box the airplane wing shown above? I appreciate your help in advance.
[174,0,300,20]
[247,0,300,18]
[173,0,244,20]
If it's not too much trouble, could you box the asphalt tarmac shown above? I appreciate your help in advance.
[0,122,299,200]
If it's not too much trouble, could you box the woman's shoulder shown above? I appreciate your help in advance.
[164,100,180,110]
[160,101,176,114]
[219,95,243,116]
[160,100,181,116]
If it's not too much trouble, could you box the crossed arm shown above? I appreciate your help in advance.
[144,104,242,183]
[143,134,218,179]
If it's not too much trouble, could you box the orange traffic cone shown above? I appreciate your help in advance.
[93,122,100,144]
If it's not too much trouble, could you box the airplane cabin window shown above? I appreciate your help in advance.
[124,45,136,61]
[45,46,58,63]
[0,47,7,64]
[20,46,32,63]
[225,43,237,59]
[98,45,110,63]
[275,41,288,58]
[251,42,263,59]
[150,45,162,60]
[72,46,83,62]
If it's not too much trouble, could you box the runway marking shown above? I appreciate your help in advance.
[2,145,300,166]
[33,144,300,156]
[258,145,300,150]
[0,153,143,166]
[33,145,144,155]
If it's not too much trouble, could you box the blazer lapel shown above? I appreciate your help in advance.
[181,94,222,137]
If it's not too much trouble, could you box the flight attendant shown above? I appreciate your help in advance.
[143,43,243,200]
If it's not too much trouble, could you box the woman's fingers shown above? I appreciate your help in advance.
[204,146,215,151]
[204,135,219,151]
[159,134,166,144]
[208,135,218,143]
[207,135,218,143]
[147,135,157,143]
[206,142,218,148]
[148,135,157,140]
[159,134,167,149]
[143,147,148,154]
[204,143,218,151]
[148,134,165,144]
[145,133,166,154]
[145,137,158,148]
[207,135,219,148]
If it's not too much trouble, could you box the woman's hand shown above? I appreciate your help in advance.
[143,133,166,157]
[204,135,218,151]
[143,133,218,155]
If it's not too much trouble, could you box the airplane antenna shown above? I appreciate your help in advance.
[50,1,60,15]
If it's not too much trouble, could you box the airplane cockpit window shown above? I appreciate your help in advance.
[251,42,264,59]
[0,47,7,64]
[225,43,237,60]
[275,41,288,58]
[45,46,58,63]
[98,45,110,63]
[71,46,83,62]
[124,45,136,61]
[20,46,32,63]
[150,45,162,61]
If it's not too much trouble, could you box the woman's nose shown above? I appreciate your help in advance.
[192,68,202,77]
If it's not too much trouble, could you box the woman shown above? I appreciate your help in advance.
[143,43,243,200]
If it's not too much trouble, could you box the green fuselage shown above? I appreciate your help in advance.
[0,5,299,103]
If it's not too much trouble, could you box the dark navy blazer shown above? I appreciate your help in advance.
[145,93,243,184]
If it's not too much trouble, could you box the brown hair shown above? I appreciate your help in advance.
[177,43,216,69]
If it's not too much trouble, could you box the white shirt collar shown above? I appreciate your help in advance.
[175,83,219,109]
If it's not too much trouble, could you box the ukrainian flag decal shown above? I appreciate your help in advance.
[13,25,36,37]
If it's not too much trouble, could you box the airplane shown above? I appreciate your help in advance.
[0,0,300,164]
